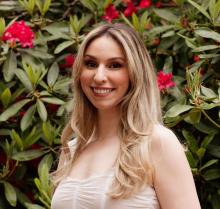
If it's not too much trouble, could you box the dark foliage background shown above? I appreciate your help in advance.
[0,0,219,208]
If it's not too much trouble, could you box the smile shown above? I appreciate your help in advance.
[92,87,115,94]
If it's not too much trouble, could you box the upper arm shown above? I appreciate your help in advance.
[151,125,201,209]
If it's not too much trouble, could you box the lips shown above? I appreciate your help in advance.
[91,87,115,95]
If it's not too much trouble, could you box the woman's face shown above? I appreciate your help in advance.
[80,35,130,111]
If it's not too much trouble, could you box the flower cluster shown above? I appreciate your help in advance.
[103,0,161,21]
[1,20,34,48]
[102,4,119,22]
[157,71,176,91]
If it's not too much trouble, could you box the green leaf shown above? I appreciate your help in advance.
[186,150,198,168]
[200,159,218,171]
[35,0,43,14]
[201,133,215,148]
[120,13,134,29]
[38,153,53,176]
[153,9,179,23]
[207,145,220,158]
[20,105,36,131]
[1,88,11,108]
[3,50,17,82]
[81,0,96,11]
[23,127,41,149]
[0,99,31,121]
[182,129,198,153]
[39,163,49,191]
[12,149,45,161]
[203,169,220,181]
[188,0,211,20]
[24,202,45,209]
[0,17,5,36]
[196,147,206,160]
[15,69,33,92]
[41,97,65,105]
[184,109,201,124]
[209,0,216,21]
[3,181,17,207]
[201,85,217,98]
[20,48,53,59]
[192,45,219,52]
[165,104,193,117]
[36,99,47,122]
[47,62,59,87]
[11,129,23,151]
[132,13,140,31]
[54,40,75,54]
[195,29,220,42]
[199,53,220,58]
[42,0,51,15]
[149,25,174,36]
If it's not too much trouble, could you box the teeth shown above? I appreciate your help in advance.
[93,88,113,94]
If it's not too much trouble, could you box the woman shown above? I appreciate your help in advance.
[51,23,201,209]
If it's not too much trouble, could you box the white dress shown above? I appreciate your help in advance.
[51,140,161,209]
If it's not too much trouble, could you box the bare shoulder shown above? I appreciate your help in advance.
[150,124,184,163]
[150,124,201,209]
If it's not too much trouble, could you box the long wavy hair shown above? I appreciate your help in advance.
[52,23,162,199]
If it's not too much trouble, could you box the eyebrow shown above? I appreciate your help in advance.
[84,54,125,61]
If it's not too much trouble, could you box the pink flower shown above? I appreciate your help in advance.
[2,21,34,48]
[102,4,119,23]
[138,0,152,9]
[124,2,138,17]
[157,71,176,91]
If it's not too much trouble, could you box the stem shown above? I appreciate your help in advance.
[201,109,220,129]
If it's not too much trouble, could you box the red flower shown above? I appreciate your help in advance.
[60,54,75,68]
[124,2,138,17]
[155,2,161,8]
[2,21,34,48]
[152,38,160,46]
[138,0,152,9]
[157,71,176,91]
[102,4,119,23]
[193,55,200,62]
[19,111,26,118]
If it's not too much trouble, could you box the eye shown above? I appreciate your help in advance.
[108,62,123,69]
[84,60,97,69]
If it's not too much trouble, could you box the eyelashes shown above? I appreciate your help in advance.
[83,60,124,70]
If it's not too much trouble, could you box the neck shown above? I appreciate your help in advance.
[96,108,120,141]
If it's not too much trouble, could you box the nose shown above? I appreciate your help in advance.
[93,64,107,83]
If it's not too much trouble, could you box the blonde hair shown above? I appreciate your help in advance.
[52,23,162,199]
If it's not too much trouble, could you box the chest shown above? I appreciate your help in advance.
[69,139,119,180]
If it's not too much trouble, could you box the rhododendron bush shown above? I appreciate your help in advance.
[0,0,219,208]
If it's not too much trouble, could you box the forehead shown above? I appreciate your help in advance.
[84,35,126,59]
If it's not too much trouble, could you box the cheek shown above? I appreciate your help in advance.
[79,71,90,89]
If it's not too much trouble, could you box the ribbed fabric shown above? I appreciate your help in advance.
[51,169,161,209]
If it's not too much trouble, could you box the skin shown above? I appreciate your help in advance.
[70,35,201,209]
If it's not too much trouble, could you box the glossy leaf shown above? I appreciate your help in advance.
[37,99,47,122]
[12,149,45,161]
[3,50,17,82]
[20,105,36,131]
[47,62,59,87]
[165,104,193,117]
[1,87,11,108]
[0,99,31,121]
[41,97,65,105]
[3,181,17,207]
